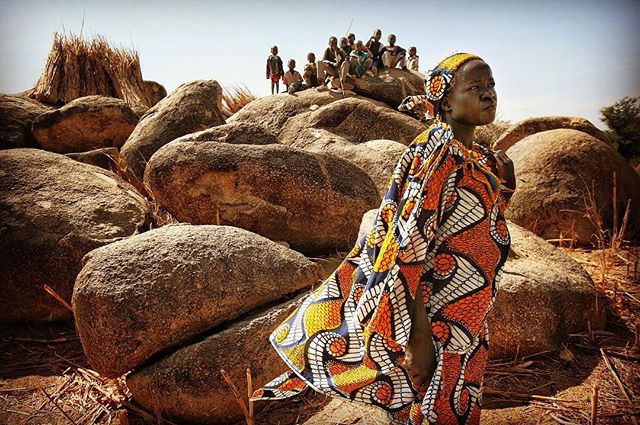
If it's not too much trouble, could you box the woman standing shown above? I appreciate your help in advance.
[252,52,516,425]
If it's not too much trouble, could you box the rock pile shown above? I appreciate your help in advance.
[4,66,633,424]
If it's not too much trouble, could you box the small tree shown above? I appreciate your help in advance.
[600,96,640,159]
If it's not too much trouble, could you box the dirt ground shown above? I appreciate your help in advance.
[1,247,638,425]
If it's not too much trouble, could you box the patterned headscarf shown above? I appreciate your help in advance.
[399,52,483,120]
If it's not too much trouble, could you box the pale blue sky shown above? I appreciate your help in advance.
[1,0,639,129]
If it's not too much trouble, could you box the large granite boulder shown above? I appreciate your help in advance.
[172,121,277,145]
[486,222,605,358]
[126,295,304,424]
[119,80,227,182]
[0,94,51,149]
[0,149,150,322]
[143,80,167,107]
[348,68,426,108]
[279,97,426,147]
[493,116,609,151]
[31,95,139,153]
[358,212,604,358]
[283,130,405,196]
[144,142,380,255]
[227,90,360,137]
[72,224,322,377]
[506,129,640,244]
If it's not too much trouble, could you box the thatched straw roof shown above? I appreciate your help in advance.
[30,32,155,112]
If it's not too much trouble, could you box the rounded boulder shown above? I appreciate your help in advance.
[279,97,426,147]
[350,68,426,108]
[0,94,52,149]
[31,95,139,153]
[0,149,150,321]
[285,131,406,197]
[505,129,640,244]
[126,295,304,424]
[493,116,609,152]
[119,80,227,181]
[172,121,276,145]
[143,80,167,106]
[227,89,353,137]
[487,222,605,357]
[144,142,380,255]
[72,224,322,377]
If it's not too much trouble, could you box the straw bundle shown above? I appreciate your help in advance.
[222,84,257,114]
[30,32,154,111]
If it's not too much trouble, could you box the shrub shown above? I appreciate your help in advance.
[600,96,640,159]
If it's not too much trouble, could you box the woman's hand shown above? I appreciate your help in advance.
[405,330,436,389]
[493,150,516,190]
[404,284,437,389]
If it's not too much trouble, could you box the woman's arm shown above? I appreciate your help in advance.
[404,283,436,389]
[493,149,516,203]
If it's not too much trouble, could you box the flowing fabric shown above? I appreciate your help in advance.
[252,122,511,424]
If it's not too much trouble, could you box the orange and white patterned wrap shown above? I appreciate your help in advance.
[252,122,511,425]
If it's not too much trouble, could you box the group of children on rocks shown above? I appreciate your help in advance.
[266,28,421,95]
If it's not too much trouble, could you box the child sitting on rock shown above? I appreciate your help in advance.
[407,46,420,72]
[380,34,407,70]
[366,28,383,75]
[349,40,373,79]
[316,36,349,92]
[303,53,319,87]
[283,59,307,94]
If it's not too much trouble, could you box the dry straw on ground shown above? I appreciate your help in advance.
[30,32,155,112]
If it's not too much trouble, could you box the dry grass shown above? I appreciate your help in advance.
[100,151,179,229]
[580,172,634,250]
[546,170,635,251]
[0,320,176,425]
[30,32,155,111]
[222,84,257,115]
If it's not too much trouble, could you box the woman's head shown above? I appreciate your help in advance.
[409,53,495,124]
[439,57,497,127]
[428,53,496,122]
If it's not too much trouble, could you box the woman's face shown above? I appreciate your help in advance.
[442,60,497,126]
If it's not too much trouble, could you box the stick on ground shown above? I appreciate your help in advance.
[221,368,251,424]
[600,348,638,425]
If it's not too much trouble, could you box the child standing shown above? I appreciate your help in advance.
[266,45,284,94]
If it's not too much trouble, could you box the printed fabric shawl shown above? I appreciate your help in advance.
[252,122,511,425]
